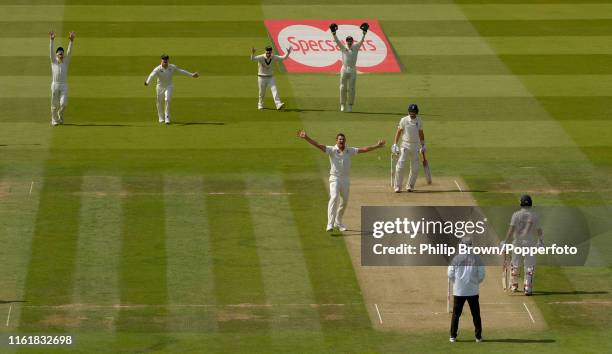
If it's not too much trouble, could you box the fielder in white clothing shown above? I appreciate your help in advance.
[145,54,199,124]
[392,104,426,192]
[49,30,75,126]
[297,129,385,232]
[502,195,544,296]
[330,23,367,112]
[251,46,291,110]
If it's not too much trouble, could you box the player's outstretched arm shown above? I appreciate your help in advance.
[279,47,292,60]
[67,31,75,58]
[144,67,158,86]
[358,140,385,153]
[297,129,326,153]
[49,30,55,62]
[250,48,257,61]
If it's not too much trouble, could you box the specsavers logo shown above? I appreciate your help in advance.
[264,20,401,73]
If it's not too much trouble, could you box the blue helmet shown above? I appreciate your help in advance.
[520,194,533,207]
[408,104,419,114]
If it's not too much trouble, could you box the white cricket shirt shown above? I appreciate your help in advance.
[510,207,540,244]
[251,54,287,77]
[398,115,423,147]
[146,64,193,87]
[50,40,72,84]
[333,33,365,71]
[326,145,359,178]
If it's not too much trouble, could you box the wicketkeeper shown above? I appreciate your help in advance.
[330,22,369,112]
[49,30,75,126]
[251,46,291,110]
[145,54,199,124]
[297,129,385,232]
[392,104,426,192]
[501,195,544,295]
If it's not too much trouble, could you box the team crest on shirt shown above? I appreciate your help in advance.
[264,20,400,73]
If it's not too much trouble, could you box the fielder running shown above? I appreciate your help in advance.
[392,104,426,192]
[297,129,385,232]
[330,23,368,112]
[501,195,544,295]
[251,46,291,110]
[145,54,199,124]
[49,30,75,126]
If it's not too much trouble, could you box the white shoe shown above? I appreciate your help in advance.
[258,105,263,110]
[165,120,171,125]
[407,187,414,192]
[335,224,347,232]
[51,120,59,126]
[449,337,456,343]
[340,104,345,112]
[346,105,352,113]
[158,119,164,123]
[276,102,285,110]
[394,187,400,193]
[475,338,482,343]
[326,225,334,232]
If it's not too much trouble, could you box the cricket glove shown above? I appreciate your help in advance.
[329,23,338,34]
[360,22,369,32]
[391,144,400,155]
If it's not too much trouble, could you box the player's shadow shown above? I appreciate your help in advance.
[0,300,26,304]
[172,121,225,126]
[0,144,41,147]
[531,290,609,296]
[412,189,488,193]
[464,339,555,343]
[330,229,363,237]
[61,123,133,127]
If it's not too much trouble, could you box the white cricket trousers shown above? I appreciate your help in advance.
[258,76,282,108]
[339,68,357,106]
[328,176,350,228]
[156,84,174,122]
[395,144,420,190]
[50,82,68,123]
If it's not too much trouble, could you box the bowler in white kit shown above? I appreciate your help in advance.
[330,22,368,112]
[145,54,199,124]
[49,30,75,126]
[297,129,385,232]
[392,104,426,192]
[251,46,291,110]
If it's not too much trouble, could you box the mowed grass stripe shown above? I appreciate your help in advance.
[203,177,271,336]
[71,175,122,331]
[117,175,168,333]
[163,174,217,332]
[2,36,611,57]
[245,174,325,349]
[0,21,268,38]
[4,75,612,98]
[0,38,269,57]
[19,175,83,332]
[5,55,612,76]
[7,4,612,21]
[391,36,612,55]
[283,174,371,332]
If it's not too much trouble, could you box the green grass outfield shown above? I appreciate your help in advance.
[0,0,611,353]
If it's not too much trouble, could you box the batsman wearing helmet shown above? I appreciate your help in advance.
[391,104,426,192]
[330,22,369,112]
[501,195,544,295]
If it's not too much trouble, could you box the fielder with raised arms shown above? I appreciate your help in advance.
[501,195,544,296]
[251,46,291,110]
[330,22,368,113]
[145,54,199,124]
[392,104,426,192]
[297,129,385,232]
[49,30,75,126]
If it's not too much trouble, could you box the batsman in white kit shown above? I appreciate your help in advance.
[297,130,385,232]
[49,30,75,126]
[251,46,291,110]
[501,195,544,296]
[392,104,427,192]
[330,22,369,112]
[145,54,199,124]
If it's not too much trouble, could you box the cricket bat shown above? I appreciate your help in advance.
[422,151,432,185]
[502,253,509,291]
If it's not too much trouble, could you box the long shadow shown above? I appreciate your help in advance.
[172,121,225,126]
[61,123,133,127]
[0,300,27,304]
[284,107,443,117]
[456,339,555,343]
[532,290,609,296]
[412,189,488,193]
[0,144,41,147]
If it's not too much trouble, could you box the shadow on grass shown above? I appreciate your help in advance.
[532,290,609,296]
[479,339,555,343]
[0,300,27,304]
[411,189,488,193]
[0,144,41,147]
[172,121,225,126]
[61,123,133,127]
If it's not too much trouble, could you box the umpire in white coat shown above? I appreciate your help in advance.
[448,237,485,343]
